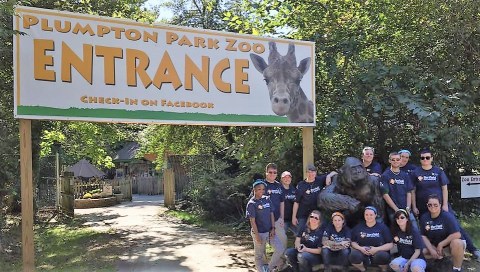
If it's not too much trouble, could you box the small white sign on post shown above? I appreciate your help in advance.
[461,176,480,198]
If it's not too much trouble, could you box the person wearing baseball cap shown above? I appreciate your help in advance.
[292,163,328,232]
[246,178,285,272]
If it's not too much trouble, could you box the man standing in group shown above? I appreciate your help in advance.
[411,149,480,261]
[264,163,288,253]
[380,152,415,226]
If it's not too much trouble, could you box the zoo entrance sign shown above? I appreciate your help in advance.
[13,6,315,127]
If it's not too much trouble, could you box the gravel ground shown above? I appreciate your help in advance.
[74,195,255,272]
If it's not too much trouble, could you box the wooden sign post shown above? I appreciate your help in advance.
[303,127,314,178]
[20,119,34,271]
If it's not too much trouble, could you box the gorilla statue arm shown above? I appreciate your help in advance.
[318,177,360,213]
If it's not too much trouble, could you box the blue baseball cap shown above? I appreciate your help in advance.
[252,179,266,188]
[398,149,411,156]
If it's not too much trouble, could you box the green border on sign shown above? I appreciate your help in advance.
[17,106,292,123]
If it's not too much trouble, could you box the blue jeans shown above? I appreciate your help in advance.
[349,248,390,266]
[296,217,307,234]
[284,220,298,236]
[285,247,321,272]
[321,247,350,268]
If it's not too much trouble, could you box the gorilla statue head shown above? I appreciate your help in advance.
[338,157,368,188]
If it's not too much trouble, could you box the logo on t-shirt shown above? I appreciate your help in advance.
[429,224,444,231]
[258,203,270,210]
[268,188,282,195]
[360,232,380,238]
[423,175,437,181]
[398,236,413,245]
[425,222,431,231]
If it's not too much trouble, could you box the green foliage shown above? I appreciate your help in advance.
[160,0,230,30]
[185,168,250,220]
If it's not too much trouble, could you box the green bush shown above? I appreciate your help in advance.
[185,170,252,222]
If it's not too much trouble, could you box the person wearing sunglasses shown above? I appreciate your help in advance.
[390,209,426,272]
[419,195,465,272]
[361,146,383,177]
[285,210,324,272]
[411,149,480,261]
[380,152,415,226]
[263,163,288,259]
[246,179,285,272]
[410,149,448,217]
[349,206,393,272]
[321,211,351,272]
[292,163,327,232]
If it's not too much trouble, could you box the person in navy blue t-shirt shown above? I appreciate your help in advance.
[292,164,327,232]
[390,209,426,272]
[246,180,285,272]
[362,146,383,177]
[285,210,324,272]
[420,195,465,272]
[398,149,417,174]
[349,206,393,272]
[380,152,414,224]
[263,163,287,254]
[321,211,351,272]
[411,149,480,261]
[280,171,297,237]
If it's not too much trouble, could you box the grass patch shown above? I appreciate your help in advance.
[35,226,119,272]
[0,218,123,272]
[460,214,480,246]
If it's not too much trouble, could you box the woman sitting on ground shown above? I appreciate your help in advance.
[321,211,351,272]
[285,210,323,272]
[349,206,393,272]
[390,209,426,272]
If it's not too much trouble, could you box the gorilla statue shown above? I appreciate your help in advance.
[317,157,385,227]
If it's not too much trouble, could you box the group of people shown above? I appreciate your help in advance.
[245,148,480,272]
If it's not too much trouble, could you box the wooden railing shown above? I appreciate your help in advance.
[72,178,132,201]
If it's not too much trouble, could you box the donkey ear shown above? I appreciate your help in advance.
[298,57,311,75]
[250,53,268,73]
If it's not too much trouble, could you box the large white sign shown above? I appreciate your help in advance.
[13,6,315,127]
[461,176,480,198]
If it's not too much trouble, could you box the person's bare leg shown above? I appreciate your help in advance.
[451,239,465,269]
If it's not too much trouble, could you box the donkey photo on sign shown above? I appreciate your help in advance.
[250,42,314,123]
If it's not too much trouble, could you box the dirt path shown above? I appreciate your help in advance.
[74,195,255,272]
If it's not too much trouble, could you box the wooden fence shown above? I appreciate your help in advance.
[72,178,132,201]
[136,176,163,195]
[111,178,132,201]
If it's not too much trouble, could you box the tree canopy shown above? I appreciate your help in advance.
[1,0,479,218]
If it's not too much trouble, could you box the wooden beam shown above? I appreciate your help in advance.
[20,119,35,271]
[302,127,314,178]
[163,168,175,208]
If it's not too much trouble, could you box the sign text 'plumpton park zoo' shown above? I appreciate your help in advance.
[14,6,316,127]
